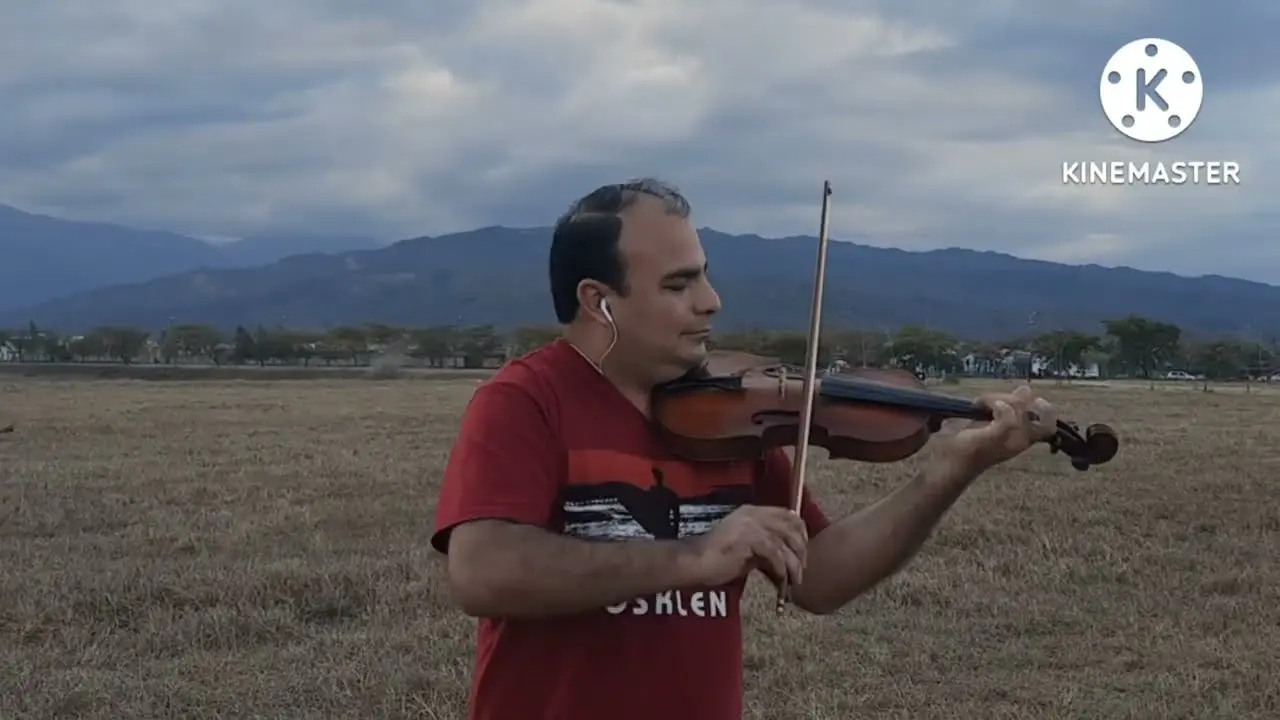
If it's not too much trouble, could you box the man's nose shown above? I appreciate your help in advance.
[696,283,722,315]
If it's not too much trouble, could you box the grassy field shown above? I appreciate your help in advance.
[2,373,1277,718]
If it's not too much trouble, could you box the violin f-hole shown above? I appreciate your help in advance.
[753,409,801,425]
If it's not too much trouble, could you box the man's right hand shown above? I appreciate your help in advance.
[680,505,808,588]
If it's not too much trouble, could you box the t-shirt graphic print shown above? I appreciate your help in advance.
[560,448,754,542]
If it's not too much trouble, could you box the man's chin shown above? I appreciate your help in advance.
[680,340,709,363]
[651,345,709,384]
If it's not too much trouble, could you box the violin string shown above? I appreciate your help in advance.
[822,375,982,418]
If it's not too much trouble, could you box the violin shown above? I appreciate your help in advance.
[648,181,1120,613]
[651,360,1119,471]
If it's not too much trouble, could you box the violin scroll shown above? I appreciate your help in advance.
[1047,421,1119,471]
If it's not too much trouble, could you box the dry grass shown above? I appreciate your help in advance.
[1,375,1277,718]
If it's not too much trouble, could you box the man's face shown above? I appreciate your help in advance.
[611,200,721,382]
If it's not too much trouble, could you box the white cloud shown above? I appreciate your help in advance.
[0,0,1276,281]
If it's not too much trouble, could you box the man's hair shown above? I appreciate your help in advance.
[548,178,692,324]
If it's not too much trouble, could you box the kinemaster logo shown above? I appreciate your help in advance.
[1062,38,1240,187]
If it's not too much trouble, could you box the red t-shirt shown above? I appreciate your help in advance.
[431,339,830,720]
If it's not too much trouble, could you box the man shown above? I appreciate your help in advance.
[431,178,1058,719]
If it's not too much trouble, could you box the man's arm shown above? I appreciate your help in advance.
[446,521,701,618]
[788,388,1052,615]
[755,387,1055,616]
[789,458,977,615]
[431,376,703,619]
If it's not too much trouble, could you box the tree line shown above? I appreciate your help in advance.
[0,315,1275,380]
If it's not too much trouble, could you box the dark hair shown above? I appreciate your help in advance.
[548,178,691,323]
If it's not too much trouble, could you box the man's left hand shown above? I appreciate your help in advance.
[936,384,1058,478]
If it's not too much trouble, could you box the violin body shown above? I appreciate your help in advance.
[654,365,942,464]
[652,362,1119,471]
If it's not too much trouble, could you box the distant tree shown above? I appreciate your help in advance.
[231,326,255,364]
[7,329,31,362]
[67,332,107,362]
[889,325,958,373]
[327,326,368,365]
[1242,341,1275,377]
[93,325,149,364]
[1103,315,1181,378]
[759,331,808,366]
[509,325,562,355]
[737,330,832,367]
[19,321,47,361]
[160,323,225,364]
[1188,338,1249,382]
[251,325,301,365]
[457,324,502,368]
[284,330,324,366]
[251,325,272,365]
[709,329,775,357]
[407,326,454,367]
[41,334,72,362]
[844,330,894,368]
[961,341,1003,375]
[1031,330,1101,375]
[363,323,404,349]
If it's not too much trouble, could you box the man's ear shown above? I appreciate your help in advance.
[575,280,610,323]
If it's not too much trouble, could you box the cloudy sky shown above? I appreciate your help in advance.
[2,1,1277,282]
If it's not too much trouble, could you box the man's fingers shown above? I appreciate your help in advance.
[980,390,1052,431]
[765,536,804,586]
[1003,398,1024,425]
[1031,396,1057,439]
[742,513,806,585]
[750,506,808,539]
[987,398,1018,431]
[746,531,786,578]
[976,392,1014,416]
[780,521,808,567]
[732,505,810,586]
[754,508,808,565]
[754,535,801,586]
[784,547,803,586]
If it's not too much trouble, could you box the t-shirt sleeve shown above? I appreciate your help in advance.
[430,377,563,554]
[756,447,832,537]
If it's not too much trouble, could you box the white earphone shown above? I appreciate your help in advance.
[597,297,618,367]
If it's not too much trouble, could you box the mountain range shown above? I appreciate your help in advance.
[2,205,1277,342]
[0,204,380,308]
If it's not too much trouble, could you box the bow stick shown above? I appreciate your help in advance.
[776,180,834,614]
